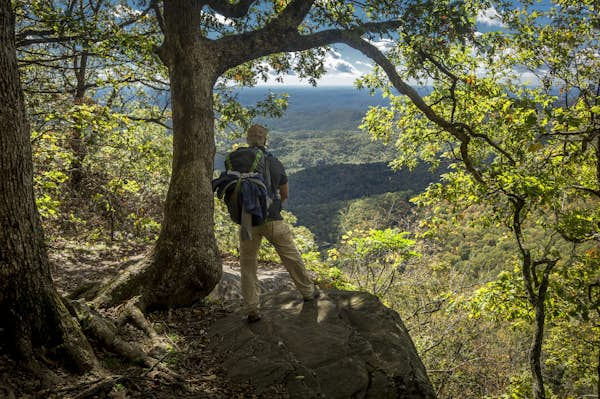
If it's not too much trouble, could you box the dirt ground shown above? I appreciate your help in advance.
[0,240,287,399]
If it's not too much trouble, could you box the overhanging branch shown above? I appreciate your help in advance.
[217,20,403,71]
[17,34,84,47]
[342,34,485,183]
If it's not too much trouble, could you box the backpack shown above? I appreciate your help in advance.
[212,147,276,228]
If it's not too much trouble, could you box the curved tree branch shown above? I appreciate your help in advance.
[342,35,460,134]
[341,35,485,183]
[569,185,600,199]
[17,34,83,47]
[117,4,153,29]
[216,18,486,183]
[455,122,516,165]
[217,20,403,71]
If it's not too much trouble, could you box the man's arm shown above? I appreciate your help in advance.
[279,183,289,202]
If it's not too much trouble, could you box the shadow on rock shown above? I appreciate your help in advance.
[209,288,436,399]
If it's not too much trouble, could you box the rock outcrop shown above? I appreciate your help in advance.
[208,263,436,398]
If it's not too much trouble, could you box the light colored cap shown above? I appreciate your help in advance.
[246,124,268,146]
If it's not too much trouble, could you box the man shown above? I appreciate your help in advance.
[239,124,319,322]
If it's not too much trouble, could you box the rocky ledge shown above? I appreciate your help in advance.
[209,274,436,399]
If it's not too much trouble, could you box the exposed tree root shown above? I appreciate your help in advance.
[52,293,101,373]
[4,293,187,397]
[91,256,151,309]
[116,297,171,356]
[90,243,221,311]
[71,376,124,399]
[67,255,149,303]
[68,298,184,390]
[57,251,207,388]
[67,280,104,302]
[117,297,156,339]
[64,373,188,398]
[70,300,153,367]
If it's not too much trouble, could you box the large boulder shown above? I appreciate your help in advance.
[209,284,436,398]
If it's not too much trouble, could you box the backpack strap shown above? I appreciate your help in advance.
[225,153,233,170]
[263,151,272,195]
[250,149,263,173]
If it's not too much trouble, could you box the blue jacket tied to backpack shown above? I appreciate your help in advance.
[212,147,275,240]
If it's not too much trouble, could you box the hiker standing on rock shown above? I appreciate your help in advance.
[237,124,319,322]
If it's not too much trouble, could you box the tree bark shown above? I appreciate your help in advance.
[68,50,90,191]
[93,0,222,310]
[0,0,96,371]
[529,281,547,399]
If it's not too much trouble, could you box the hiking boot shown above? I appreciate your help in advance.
[247,311,261,323]
[303,286,320,302]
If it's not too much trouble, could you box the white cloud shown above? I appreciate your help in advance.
[255,52,364,86]
[324,54,360,75]
[111,5,141,18]
[214,13,234,26]
[365,38,395,52]
[512,70,543,85]
[476,7,505,27]
[355,60,374,69]
[201,11,234,26]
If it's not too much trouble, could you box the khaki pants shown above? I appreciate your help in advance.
[239,220,315,314]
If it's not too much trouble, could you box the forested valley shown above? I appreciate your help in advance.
[1,1,598,398]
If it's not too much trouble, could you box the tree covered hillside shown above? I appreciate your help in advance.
[286,162,439,243]
[237,87,391,132]
[257,128,440,244]
[268,129,396,173]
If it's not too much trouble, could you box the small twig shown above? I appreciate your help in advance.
[143,352,170,376]
[72,376,123,399]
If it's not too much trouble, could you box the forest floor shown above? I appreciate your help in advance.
[0,240,287,399]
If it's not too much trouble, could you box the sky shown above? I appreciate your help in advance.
[254,6,508,87]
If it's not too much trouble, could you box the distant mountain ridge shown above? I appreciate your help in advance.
[236,87,391,112]
[236,86,431,132]
[268,129,394,174]
[286,162,441,244]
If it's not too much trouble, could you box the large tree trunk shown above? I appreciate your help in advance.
[93,0,222,310]
[0,0,96,371]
